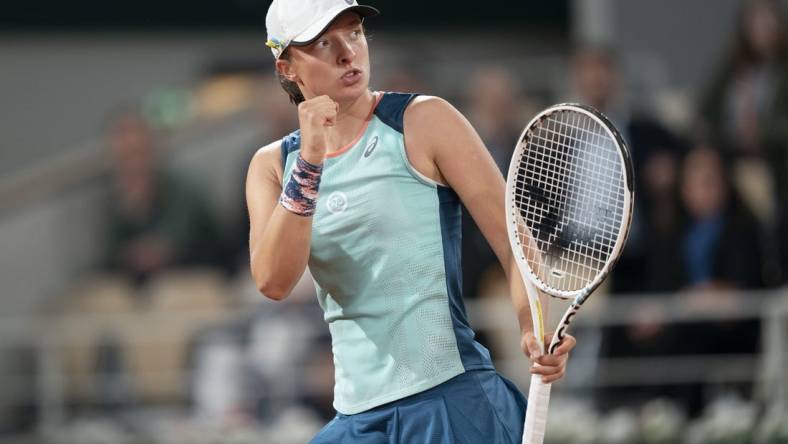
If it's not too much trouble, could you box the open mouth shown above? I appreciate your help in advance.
[341,69,363,84]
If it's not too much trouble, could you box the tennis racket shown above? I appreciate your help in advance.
[505,103,635,444]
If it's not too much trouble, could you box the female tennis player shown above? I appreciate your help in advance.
[247,1,576,442]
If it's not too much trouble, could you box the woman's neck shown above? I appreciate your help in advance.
[326,90,378,153]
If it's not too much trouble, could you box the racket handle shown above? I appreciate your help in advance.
[522,374,552,444]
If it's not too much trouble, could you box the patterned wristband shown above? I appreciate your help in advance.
[279,154,323,216]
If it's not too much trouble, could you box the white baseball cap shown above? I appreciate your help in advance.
[265,0,380,59]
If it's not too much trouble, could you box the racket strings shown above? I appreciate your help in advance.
[534,114,621,287]
[523,129,624,240]
[513,110,626,293]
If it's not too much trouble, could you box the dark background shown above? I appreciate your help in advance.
[2,0,568,30]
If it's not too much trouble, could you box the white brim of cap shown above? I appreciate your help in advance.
[290,4,379,46]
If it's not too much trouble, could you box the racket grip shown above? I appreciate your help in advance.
[522,374,552,444]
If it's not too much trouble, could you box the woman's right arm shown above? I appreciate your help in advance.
[245,143,314,300]
[246,95,337,300]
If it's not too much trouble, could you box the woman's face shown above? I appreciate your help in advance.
[280,12,371,103]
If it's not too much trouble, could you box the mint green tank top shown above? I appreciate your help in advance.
[280,92,493,414]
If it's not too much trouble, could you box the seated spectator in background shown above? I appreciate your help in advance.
[103,108,224,283]
[677,145,766,291]
[570,45,684,293]
[677,144,765,415]
[641,149,685,293]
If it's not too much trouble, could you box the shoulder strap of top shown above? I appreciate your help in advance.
[373,92,420,134]
[280,129,302,170]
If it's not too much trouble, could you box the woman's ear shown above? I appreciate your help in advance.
[276,59,298,82]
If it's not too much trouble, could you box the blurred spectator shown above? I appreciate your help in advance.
[570,45,684,293]
[102,107,225,283]
[677,145,766,290]
[641,148,685,293]
[677,144,764,415]
[698,1,788,274]
[698,0,788,165]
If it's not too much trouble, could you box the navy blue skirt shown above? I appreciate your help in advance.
[310,370,527,444]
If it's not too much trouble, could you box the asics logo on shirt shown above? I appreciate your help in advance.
[363,136,379,158]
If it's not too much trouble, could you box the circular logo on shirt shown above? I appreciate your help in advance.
[326,192,348,214]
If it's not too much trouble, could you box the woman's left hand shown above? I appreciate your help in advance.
[521,331,577,384]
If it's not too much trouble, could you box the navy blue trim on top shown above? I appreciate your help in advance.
[374,92,420,134]
[280,130,302,170]
[437,186,494,371]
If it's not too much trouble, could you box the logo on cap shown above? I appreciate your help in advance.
[265,38,289,57]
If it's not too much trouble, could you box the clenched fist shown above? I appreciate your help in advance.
[298,95,338,164]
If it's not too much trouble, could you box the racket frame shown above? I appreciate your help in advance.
[505,103,635,444]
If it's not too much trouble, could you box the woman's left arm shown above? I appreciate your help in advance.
[403,96,575,382]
